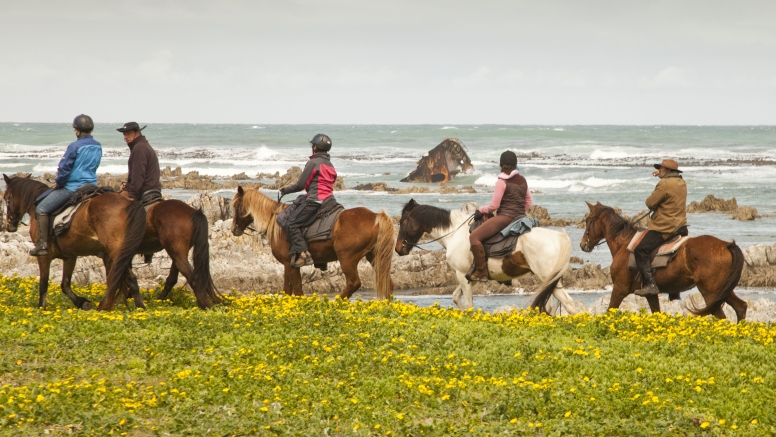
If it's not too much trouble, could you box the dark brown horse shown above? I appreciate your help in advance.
[126,199,222,309]
[3,174,146,310]
[231,187,394,299]
[580,201,747,321]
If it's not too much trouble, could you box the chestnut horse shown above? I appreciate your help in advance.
[580,201,747,321]
[3,174,146,310]
[231,187,394,299]
[126,200,222,309]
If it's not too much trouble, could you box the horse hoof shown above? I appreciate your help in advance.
[81,301,94,311]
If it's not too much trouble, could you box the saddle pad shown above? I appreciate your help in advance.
[483,234,518,258]
[626,229,649,252]
[628,252,673,270]
[304,203,345,243]
[656,236,691,256]
[52,202,87,237]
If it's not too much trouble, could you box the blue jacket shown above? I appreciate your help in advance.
[55,135,102,191]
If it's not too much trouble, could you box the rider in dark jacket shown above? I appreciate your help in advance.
[467,151,533,282]
[279,134,337,268]
[117,122,162,202]
[29,115,102,256]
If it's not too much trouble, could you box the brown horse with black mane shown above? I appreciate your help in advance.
[3,174,146,310]
[231,187,394,299]
[580,201,747,322]
[124,199,223,309]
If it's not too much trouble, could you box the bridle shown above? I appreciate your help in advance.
[581,209,651,252]
[400,213,475,251]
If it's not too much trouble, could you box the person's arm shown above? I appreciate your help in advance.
[645,180,667,210]
[126,147,148,199]
[280,161,315,196]
[54,143,78,188]
[479,179,506,214]
[524,186,533,212]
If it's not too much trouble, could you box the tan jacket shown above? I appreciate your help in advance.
[646,172,687,236]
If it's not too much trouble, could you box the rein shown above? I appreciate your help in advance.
[585,209,651,250]
[404,213,475,250]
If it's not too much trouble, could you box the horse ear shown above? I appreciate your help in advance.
[407,199,417,209]
[237,186,244,195]
[585,201,595,212]
[3,174,10,185]
[25,174,31,178]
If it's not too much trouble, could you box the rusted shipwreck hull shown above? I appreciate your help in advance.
[400,138,474,183]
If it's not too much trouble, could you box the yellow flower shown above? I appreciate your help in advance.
[510,418,517,424]
[35,394,45,402]
[564,411,571,418]
[700,422,709,429]
[718,419,725,425]
[396,413,404,420]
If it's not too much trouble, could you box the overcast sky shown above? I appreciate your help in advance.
[1,0,774,124]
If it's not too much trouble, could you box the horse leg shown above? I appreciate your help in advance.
[551,283,579,315]
[289,265,304,297]
[36,255,52,309]
[645,294,661,313]
[454,271,473,310]
[127,269,145,310]
[282,265,292,295]
[725,293,748,323]
[60,257,92,310]
[338,257,362,299]
[157,263,180,301]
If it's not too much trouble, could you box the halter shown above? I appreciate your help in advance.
[402,213,475,250]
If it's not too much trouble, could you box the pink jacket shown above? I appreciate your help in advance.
[479,170,533,215]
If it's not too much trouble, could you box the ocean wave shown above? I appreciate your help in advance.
[441,126,458,130]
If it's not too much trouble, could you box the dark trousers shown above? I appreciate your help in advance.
[287,200,321,254]
[634,230,666,283]
[469,215,515,249]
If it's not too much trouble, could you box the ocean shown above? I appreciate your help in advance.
[2,123,775,269]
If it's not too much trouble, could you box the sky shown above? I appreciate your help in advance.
[1,0,775,124]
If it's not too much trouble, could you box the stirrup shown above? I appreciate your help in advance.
[635,283,660,296]
[292,252,314,268]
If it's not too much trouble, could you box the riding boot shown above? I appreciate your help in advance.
[634,260,660,296]
[467,245,489,282]
[28,213,50,257]
[292,251,314,268]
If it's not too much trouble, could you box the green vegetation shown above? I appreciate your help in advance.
[0,274,774,436]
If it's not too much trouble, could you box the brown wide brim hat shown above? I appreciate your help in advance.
[654,159,682,173]
[116,122,147,133]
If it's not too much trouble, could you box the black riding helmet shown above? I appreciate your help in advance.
[500,150,518,167]
[72,114,94,133]
[310,134,332,152]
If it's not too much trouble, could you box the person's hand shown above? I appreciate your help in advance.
[473,210,484,220]
[652,170,660,177]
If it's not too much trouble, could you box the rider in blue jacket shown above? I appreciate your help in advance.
[29,115,102,256]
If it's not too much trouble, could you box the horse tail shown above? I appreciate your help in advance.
[687,241,744,317]
[530,231,572,314]
[101,200,146,310]
[373,210,395,300]
[191,208,223,309]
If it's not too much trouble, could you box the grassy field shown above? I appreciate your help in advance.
[0,274,774,436]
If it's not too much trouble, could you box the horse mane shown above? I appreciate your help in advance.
[6,177,48,210]
[403,203,452,231]
[592,205,638,240]
[236,188,288,244]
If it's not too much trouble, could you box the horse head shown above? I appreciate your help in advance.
[580,201,606,252]
[395,199,422,255]
[230,186,254,237]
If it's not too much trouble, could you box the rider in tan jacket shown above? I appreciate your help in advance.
[635,159,688,296]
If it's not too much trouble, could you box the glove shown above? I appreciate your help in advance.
[473,210,484,220]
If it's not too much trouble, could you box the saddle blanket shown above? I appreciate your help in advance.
[51,185,115,237]
[627,229,691,270]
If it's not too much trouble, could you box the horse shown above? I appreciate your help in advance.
[395,199,579,313]
[125,199,222,309]
[580,201,747,322]
[3,174,146,310]
[230,187,394,299]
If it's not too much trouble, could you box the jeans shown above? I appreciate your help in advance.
[36,188,74,215]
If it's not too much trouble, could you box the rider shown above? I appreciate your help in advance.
[117,122,162,202]
[468,151,533,282]
[29,114,102,256]
[634,159,688,296]
[279,134,337,268]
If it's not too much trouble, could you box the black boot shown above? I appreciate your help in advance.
[29,213,50,256]
[634,259,659,296]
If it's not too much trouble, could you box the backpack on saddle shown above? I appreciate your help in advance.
[627,227,691,277]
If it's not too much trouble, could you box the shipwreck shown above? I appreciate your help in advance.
[400,138,474,183]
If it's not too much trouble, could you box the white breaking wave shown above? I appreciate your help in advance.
[441,126,458,130]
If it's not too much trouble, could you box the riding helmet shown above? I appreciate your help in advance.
[310,134,332,151]
[72,114,94,133]
[500,150,518,167]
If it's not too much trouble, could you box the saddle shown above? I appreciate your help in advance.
[51,185,116,237]
[469,215,540,258]
[277,195,345,244]
[627,228,691,270]
[140,190,164,210]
